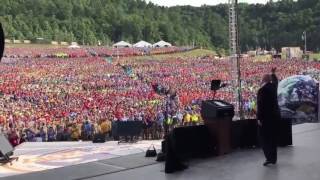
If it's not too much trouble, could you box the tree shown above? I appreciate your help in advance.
[0,0,319,51]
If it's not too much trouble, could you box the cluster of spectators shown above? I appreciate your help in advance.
[3,119,112,146]
[0,47,319,146]
[4,47,188,59]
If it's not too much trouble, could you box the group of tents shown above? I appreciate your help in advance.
[113,40,172,48]
[66,40,172,49]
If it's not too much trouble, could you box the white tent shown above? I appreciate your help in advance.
[133,40,152,48]
[153,40,172,48]
[113,41,132,48]
[68,44,80,49]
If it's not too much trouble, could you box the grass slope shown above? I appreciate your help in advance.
[128,49,217,61]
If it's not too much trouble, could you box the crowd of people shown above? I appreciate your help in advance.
[4,46,187,59]
[0,47,319,146]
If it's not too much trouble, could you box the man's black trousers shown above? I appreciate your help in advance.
[259,125,277,163]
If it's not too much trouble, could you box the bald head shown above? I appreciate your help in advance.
[262,74,272,84]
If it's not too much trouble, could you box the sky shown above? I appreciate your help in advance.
[144,0,273,7]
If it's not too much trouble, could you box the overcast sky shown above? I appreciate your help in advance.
[144,0,273,7]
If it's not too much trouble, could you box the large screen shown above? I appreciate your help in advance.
[278,75,319,123]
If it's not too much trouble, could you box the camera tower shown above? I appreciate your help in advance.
[229,0,243,120]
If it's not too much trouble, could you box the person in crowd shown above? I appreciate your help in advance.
[26,129,35,142]
[183,112,191,126]
[84,121,92,140]
[81,122,87,140]
[71,124,80,141]
[39,127,47,142]
[19,133,26,144]
[47,126,56,142]
[8,129,19,147]
[100,119,112,139]
[56,125,64,141]
[62,125,71,141]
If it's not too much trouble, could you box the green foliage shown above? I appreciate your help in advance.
[310,53,320,61]
[129,49,217,61]
[0,0,320,51]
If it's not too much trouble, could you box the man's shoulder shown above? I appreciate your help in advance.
[258,86,265,94]
[260,83,273,91]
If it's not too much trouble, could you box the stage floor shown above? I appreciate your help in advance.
[3,123,320,180]
[0,140,162,178]
[85,123,320,180]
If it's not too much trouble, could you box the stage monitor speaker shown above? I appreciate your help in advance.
[170,125,214,159]
[0,134,14,157]
[277,118,292,146]
[165,125,214,173]
[231,119,259,149]
[211,80,221,91]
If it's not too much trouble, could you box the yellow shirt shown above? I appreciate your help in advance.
[71,127,80,139]
[184,113,191,123]
[100,121,111,134]
[191,114,199,122]
[166,117,173,125]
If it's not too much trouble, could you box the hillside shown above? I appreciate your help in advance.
[1,0,320,51]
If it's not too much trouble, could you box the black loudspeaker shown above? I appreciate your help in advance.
[231,119,259,149]
[0,23,4,61]
[165,125,214,173]
[92,133,106,143]
[211,80,221,91]
[170,125,214,159]
[277,118,292,146]
[112,121,143,137]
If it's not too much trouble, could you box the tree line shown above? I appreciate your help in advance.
[0,0,319,52]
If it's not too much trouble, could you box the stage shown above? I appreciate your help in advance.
[84,123,320,180]
[2,123,320,180]
[0,140,162,178]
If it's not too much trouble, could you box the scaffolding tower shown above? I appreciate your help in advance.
[229,0,243,120]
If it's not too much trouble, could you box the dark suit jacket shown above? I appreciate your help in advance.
[257,74,281,126]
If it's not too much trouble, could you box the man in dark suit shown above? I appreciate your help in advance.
[257,67,281,166]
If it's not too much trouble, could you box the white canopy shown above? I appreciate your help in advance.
[153,40,172,47]
[68,44,80,49]
[113,41,132,48]
[133,40,152,48]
